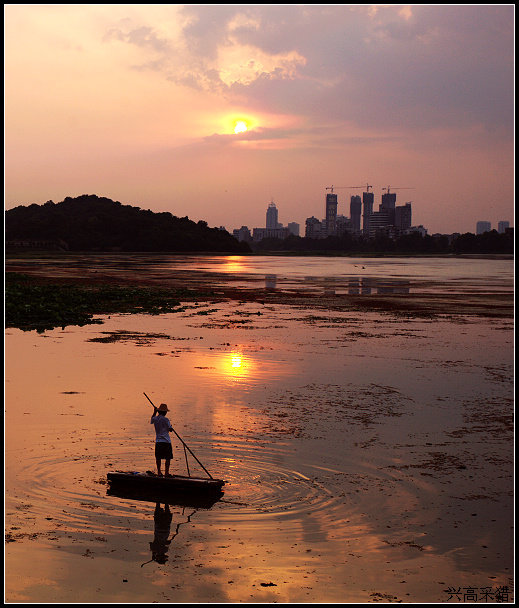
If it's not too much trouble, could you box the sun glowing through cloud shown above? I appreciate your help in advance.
[221,115,257,136]
[234,120,248,134]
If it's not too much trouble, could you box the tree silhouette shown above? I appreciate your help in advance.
[6,195,251,253]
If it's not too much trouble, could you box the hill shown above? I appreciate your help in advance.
[5,195,250,253]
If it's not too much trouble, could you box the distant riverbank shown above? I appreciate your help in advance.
[5,253,514,332]
[5,249,513,260]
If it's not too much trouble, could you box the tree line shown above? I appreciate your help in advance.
[5,195,251,253]
[252,229,513,255]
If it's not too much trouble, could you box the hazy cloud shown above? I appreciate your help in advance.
[98,5,513,136]
[171,5,513,134]
[104,25,171,53]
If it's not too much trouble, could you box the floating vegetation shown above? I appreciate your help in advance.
[87,331,175,345]
[5,272,193,332]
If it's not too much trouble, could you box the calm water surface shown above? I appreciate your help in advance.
[5,256,514,603]
[7,253,514,294]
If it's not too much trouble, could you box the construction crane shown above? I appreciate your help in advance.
[382,186,415,194]
[326,185,369,194]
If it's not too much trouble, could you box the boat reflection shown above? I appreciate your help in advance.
[106,483,224,509]
[107,486,224,566]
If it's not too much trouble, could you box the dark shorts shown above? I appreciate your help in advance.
[155,442,173,460]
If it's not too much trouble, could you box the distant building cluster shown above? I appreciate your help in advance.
[232,201,300,244]
[228,186,511,245]
[305,186,425,240]
[477,220,510,235]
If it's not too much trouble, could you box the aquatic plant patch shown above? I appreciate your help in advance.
[5,272,190,332]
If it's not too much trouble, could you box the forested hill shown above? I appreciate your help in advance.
[5,195,250,253]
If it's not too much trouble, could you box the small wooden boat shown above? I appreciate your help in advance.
[107,483,223,509]
[107,471,226,494]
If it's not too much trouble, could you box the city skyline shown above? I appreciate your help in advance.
[231,191,510,240]
[5,5,514,235]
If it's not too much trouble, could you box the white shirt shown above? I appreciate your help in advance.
[151,415,172,443]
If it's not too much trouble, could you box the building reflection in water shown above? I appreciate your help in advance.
[265,274,277,290]
[347,277,410,295]
[259,273,412,296]
[348,278,360,294]
[376,281,410,294]
[361,277,372,295]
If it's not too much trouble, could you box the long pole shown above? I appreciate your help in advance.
[144,392,213,479]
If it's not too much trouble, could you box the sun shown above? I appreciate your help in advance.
[234,120,248,134]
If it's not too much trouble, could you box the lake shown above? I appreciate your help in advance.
[5,255,514,603]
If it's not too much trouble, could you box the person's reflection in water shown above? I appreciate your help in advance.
[149,503,173,564]
[143,503,198,566]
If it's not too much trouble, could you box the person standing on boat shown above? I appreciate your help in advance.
[150,403,174,477]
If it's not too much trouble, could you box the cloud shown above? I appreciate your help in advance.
[95,5,512,139]
[201,125,313,150]
[171,5,513,135]
[104,25,171,53]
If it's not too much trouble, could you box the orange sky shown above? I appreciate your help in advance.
[4,5,514,234]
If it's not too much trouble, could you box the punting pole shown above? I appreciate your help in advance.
[144,392,213,479]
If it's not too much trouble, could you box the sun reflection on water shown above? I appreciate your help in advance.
[222,256,247,273]
[222,350,252,380]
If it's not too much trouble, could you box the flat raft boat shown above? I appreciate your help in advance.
[107,471,225,494]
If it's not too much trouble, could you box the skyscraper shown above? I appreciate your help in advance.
[380,192,397,224]
[395,202,412,231]
[350,195,362,232]
[266,202,279,229]
[476,221,491,234]
[305,216,322,239]
[325,193,338,235]
[380,192,397,210]
[287,222,300,236]
[362,190,374,236]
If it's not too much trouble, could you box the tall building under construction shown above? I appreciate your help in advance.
[305,185,415,240]
[350,195,362,232]
[362,190,374,236]
[325,193,338,236]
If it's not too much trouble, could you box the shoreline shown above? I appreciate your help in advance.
[5,254,514,333]
[5,249,514,260]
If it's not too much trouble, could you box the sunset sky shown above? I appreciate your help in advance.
[5,5,514,235]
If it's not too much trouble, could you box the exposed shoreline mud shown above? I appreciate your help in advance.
[5,258,514,321]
